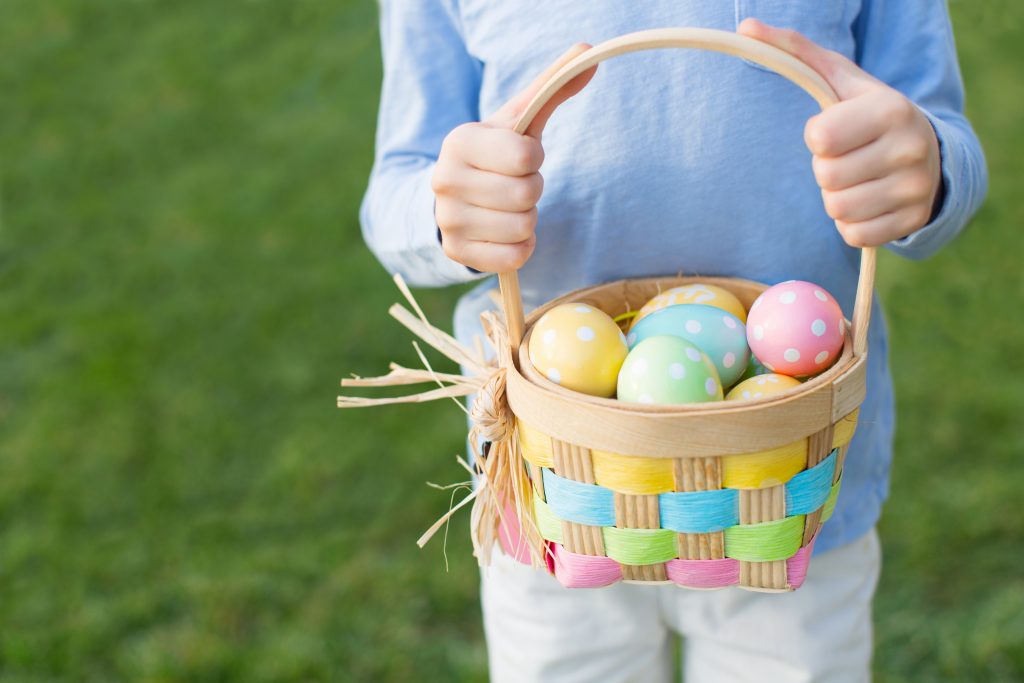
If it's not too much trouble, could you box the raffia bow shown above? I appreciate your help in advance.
[337,275,546,569]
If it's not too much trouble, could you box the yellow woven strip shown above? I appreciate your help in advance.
[517,420,554,468]
[591,450,675,495]
[520,408,859,492]
[532,496,563,544]
[721,440,808,489]
[832,409,859,448]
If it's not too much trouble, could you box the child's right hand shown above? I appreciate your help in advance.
[432,45,596,273]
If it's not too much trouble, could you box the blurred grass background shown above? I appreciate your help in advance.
[0,1,1020,681]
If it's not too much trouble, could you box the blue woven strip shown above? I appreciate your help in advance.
[658,488,739,533]
[541,468,616,527]
[784,449,838,515]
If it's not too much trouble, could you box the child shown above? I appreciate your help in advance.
[360,3,986,681]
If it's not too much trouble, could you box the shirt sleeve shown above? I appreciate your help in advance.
[852,0,988,260]
[359,0,490,286]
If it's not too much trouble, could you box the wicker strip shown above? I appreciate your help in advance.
[738,484,787,589]
[614,492,668,581]
[552,439,605,556]
[802,423,836,545]
[530,463,546,499]
[672,457,725,560]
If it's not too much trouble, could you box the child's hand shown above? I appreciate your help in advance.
[432,45,596,272]
[739,19,943,247]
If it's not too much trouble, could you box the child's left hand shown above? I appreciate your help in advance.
[738,19,943,247]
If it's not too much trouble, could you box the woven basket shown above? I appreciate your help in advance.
[340,29,875,593]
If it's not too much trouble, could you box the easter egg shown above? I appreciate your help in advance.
[725,373,803,401]
[746,281,845,378]
[632,283,747,326]
[528,303,628,397]
[735,351,771,385]
[627,304,749,387]
[617,335,723,405]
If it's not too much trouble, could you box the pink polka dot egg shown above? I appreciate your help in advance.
[746,281,845,378]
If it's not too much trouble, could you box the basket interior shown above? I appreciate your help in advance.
[516,275,856,416]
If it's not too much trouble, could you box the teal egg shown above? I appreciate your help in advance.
[626,304,749,387]
[616,335,723,405]
[736,351,771,384]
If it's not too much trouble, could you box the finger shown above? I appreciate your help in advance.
[822,170,935,224]
[437,202,538,244]
[489,43,597,138]
[822,178,893,224]
[445,125,544,176]
[813,129,931,191]
[458,171,544,213]
[804,91,892,157]
[441,234,537,273]
[737,18,880,100]
[812,138,892,190]
[834,205,929,248]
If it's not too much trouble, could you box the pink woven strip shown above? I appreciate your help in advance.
[529,531,822,590]
[665,557,740,588]
[547,542,623,588]
[784,532,818,589]
[497,502,534,565]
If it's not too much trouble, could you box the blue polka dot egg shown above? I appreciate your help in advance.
[617,336,723,405]
[626,304,750,387]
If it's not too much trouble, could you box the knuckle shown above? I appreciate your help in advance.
[508,180,534,210]
[908,137,930,164]
[440,233,463,261]
[836,221,867,248]
[506,236,536,270]
[823,191,849,220]
[892,138,928,168]
[903,171,933,202]
[883,93,914,123]
[433,199,457,230]
[813,157,842,190]
[805,120,837,155]
[448,121,480,145]
[907,205,931,230]
[510,138,544,174]
[430,166,454,196]
[508,208,537,242]
[511,174,544,209]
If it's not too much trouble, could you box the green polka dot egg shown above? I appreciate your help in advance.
[626,304,749,387]
[528,303,628,397]
[617,335,723,405]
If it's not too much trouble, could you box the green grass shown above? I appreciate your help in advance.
[0,1,1020,681]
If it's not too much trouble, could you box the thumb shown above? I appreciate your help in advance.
[737,18,880,100]
[488,43,597,138]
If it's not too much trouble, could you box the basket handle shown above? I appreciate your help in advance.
[497,28,876,360]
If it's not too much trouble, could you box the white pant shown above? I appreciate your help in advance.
[481,528,881,683]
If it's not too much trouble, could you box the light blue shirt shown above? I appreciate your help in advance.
[360,1,987,552]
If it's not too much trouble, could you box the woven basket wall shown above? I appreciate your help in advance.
[504,276,867,591]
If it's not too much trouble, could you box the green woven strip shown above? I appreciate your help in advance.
[533,496,563,544]
[724,514,805,562]
[821,477,842,523]
[601,527,677,565]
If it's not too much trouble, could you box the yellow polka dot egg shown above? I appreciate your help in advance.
[725,373,803,401]
[632,283,748,326]
[528,303,629,398]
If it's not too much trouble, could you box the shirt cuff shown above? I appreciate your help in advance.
[885,109,966,260]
